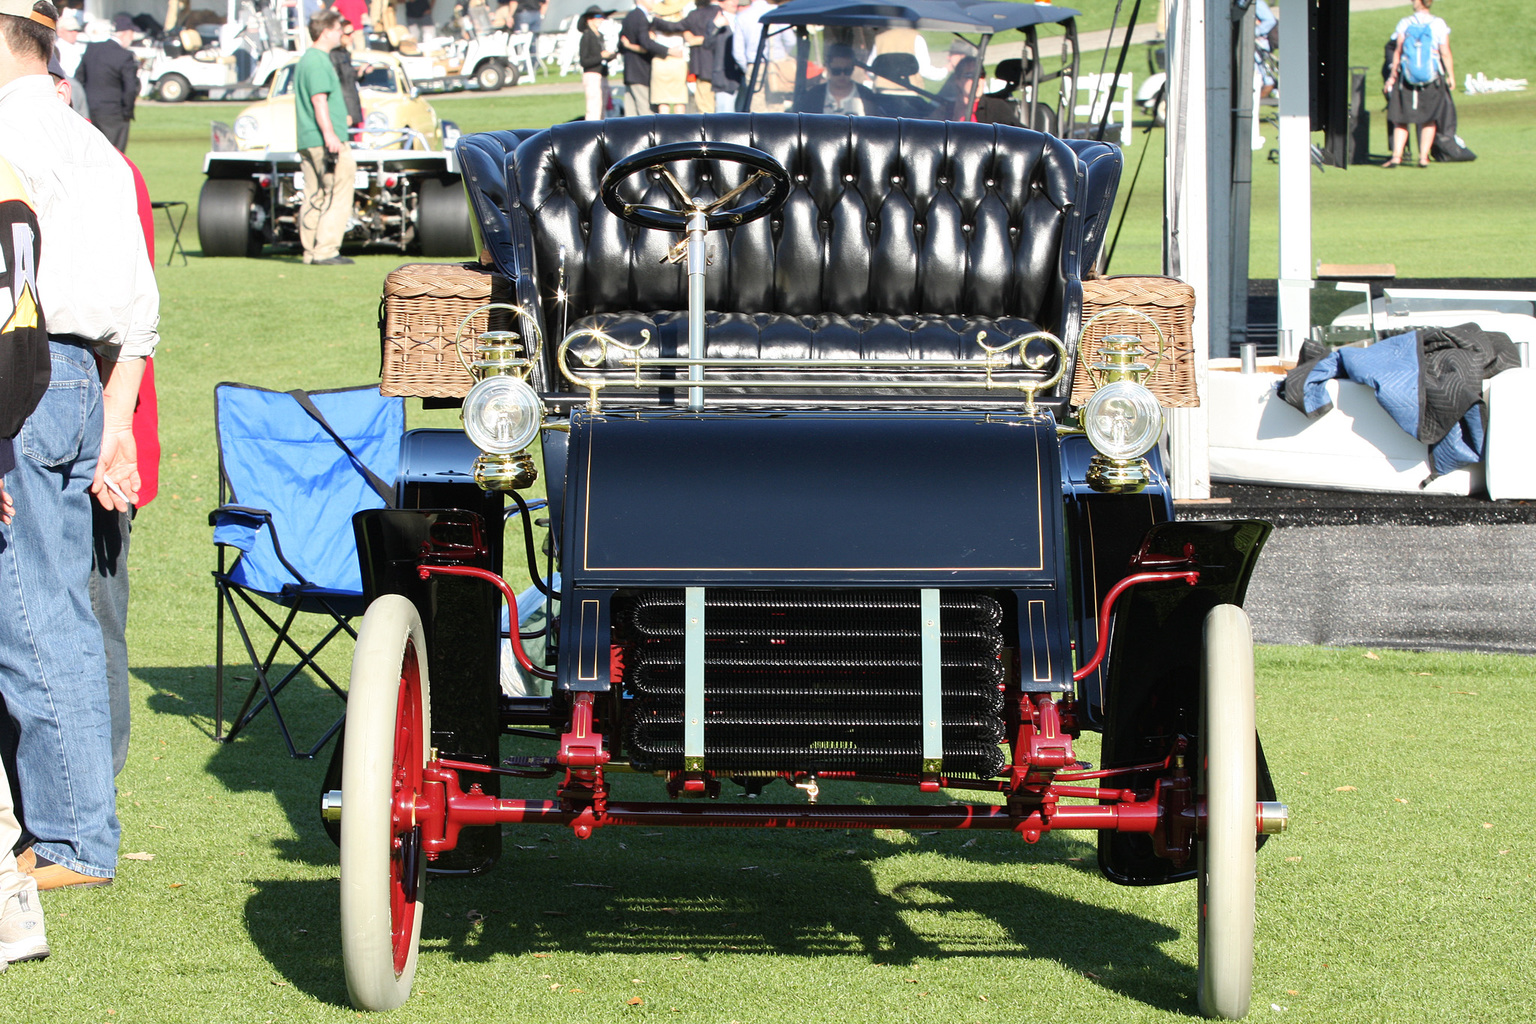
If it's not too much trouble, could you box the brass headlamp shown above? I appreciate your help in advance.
[1078,308,1167,494]
[455,304,545,491]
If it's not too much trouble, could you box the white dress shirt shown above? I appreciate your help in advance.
[0,75,159,359]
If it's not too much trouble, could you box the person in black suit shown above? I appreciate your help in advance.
[77,13,138,151]
[792,44,879,116]
[619,0,672,116]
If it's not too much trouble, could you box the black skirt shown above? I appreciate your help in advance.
[1387,77,1452,126]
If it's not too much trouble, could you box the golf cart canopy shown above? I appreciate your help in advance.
[758,1,1079,34]
[742,0,1080,127]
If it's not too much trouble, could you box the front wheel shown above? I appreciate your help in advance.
[1196,604,1258,1020]
[157,72,192,102]
[474,60,504,91]
[340,595,431,1012]
[197,178,263,258]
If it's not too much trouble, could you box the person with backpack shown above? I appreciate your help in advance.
[1382,0,1454,168]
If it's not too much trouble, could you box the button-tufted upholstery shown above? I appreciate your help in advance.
[456,114,1119,409]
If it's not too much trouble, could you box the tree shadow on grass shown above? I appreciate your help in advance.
[245,823,1193,1016]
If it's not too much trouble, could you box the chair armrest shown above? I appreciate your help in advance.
[209,504,316,589]
[209,504,272,529]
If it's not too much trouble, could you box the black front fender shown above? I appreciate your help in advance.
[1095,518,1279,886]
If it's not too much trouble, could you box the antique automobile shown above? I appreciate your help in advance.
[222,54,446,153]
[196,55,471,257]
[327,113,1284,1019]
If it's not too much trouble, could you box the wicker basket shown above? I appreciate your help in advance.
[1072,276,1199,408]
[379,262,514,398]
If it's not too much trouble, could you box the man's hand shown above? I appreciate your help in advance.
[92,425,140,512]
[0,477,13,526]
[92,355,146,512]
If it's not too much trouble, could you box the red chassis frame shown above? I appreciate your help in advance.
[401,564,1280,867]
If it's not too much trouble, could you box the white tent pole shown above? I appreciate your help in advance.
[1163,0,1211,500]
[1276,0,1311,358]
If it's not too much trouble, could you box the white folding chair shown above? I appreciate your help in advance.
[1074,72,1134,148]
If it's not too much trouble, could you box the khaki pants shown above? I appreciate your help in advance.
[583,71,607,120]
[299,145,356,263]
[1,755,39,910]
[625,82,652,117]
[693,79,715,113]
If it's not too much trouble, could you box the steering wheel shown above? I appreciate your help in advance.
[599,141,792,232]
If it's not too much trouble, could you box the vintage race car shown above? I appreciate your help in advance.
[225,54,446,152]
[196,55,471,258]
[325,109,1285,1021]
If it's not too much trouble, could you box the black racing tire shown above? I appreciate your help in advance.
[474,60,504,91]
[157,72,192,102]
[197,178,263,258]
[415,176,474,258]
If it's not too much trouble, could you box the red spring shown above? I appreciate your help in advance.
[1073,570,1200,681]
[417,563,557,680]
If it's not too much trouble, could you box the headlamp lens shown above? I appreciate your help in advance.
[1083,380,1162,460]
[462,375,543,455]
[233,114,262,144]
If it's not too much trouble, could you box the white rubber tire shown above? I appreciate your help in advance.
[340,595,430,1012]
[1197,604,1258,1020]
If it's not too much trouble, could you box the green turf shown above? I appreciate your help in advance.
[1083,0,1536,279]
[9,639,1534,1022]
[7,14,1536,1017]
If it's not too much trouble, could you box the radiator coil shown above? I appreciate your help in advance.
[620,590,1009,777]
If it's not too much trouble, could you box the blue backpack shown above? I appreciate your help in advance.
[1401,22,1438,85]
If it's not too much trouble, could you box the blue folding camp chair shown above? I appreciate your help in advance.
[211,383,404,758]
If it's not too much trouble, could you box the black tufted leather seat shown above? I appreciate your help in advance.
[456,114,1120,410]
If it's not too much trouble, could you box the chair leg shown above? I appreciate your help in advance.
[215,583,354,759]
[215,577,227,742]
[220,586,304,757]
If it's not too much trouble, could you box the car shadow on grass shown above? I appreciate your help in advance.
[141,667,1194,1013]
[244,821,1192,1015]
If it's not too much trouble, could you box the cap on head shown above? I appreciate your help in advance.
[0,0,57,28]
[112,11,133,32]
[56,6,79,29]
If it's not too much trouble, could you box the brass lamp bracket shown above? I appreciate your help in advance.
[454,301,546,382]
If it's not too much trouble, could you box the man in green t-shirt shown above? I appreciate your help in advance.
[294,9,355,265]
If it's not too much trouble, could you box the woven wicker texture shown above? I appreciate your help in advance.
[1073,276,1199,408]
[380,263,513,398]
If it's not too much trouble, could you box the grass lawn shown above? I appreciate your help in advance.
[5,11,1535,1019]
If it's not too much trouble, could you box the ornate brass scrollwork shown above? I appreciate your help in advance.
[557,326,653,412]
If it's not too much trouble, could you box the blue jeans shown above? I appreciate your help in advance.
[0,340,117,879]
[91,502,132,777]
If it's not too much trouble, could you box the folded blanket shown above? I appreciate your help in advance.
[1276,323,1519,479]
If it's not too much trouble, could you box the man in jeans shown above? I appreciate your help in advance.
[295,9,355,266]
[0,147,51,966]
[0,0,158,891]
